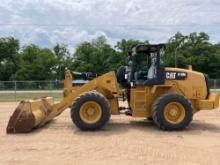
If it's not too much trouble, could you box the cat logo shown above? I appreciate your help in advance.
[166,71,187,80]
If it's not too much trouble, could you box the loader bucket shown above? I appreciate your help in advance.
[7,97,54,133]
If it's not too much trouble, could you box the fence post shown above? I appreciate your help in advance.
[14,81,17,101]
[50,80,52,96]
[214,79,217,91]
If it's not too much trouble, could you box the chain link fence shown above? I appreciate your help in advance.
[0,80,86,102]
[0,79,219,102]
[209,79,220,92]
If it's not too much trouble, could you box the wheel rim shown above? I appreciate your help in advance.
[79,101,102,124]
[163,102,185,124]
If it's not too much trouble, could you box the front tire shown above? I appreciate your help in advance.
[71,91,111,130]
[152,92,193,130]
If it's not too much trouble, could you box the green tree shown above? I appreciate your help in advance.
[53,43,72,79]
[164,32,220,78]
[13,45,57,80]
[0,37,20,80]
[115,39,144,66]
[163,32,187,67]
[72,36,118,74]
[1,33,220,81]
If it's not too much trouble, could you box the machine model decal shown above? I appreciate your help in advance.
[165,71,187,80]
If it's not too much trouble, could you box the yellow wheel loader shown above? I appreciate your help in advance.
[6,44,219,133]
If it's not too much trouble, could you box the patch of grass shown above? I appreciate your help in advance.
[0,92,63,102]
[0,89,219,102]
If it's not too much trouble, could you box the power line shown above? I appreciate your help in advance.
[0,23,219,28]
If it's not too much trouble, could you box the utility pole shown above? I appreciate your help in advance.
[175,47,178,68]
[175,38,185,68]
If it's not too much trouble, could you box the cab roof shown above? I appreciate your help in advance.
[132,44,165,54]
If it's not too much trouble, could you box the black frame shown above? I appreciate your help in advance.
[129,44,166,86]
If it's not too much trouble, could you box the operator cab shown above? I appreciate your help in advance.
[132,44,165,85]
[117,44,166,87]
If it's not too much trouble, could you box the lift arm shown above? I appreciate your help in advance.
[6,70,120,133]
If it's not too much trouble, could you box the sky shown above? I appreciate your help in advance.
[0,0,220,51]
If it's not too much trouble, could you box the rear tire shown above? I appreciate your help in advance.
[71,91,111,130]
[152,92,193,130]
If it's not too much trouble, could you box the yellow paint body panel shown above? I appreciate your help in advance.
[130,67,219,117]
[165,67,208,100]
[196,93,220,110]
[130,86,173,117]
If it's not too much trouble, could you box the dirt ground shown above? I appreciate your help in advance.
[1,102,220,165]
